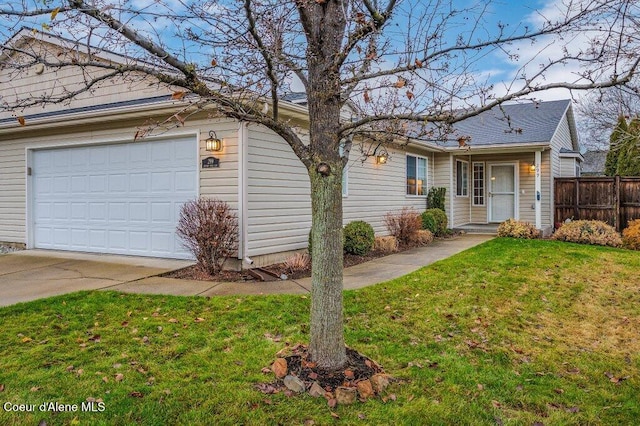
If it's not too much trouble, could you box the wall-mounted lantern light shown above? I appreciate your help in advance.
[529,163,536,173]
[376,153,388,164]
[205,130,223,152]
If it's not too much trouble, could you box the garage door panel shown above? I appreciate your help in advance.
[71,203,86,219]
[129,203,148,222]
[176,171,197,192]
[52,150,69,168]
[109,174,128,192]
[90,147,108,166]
[89,175,107,192]
[151,172,172,192]
[32,137,197,259]
[71,229,88,246]
[89,230,106,249]
[130,173,149,192]
[71,176,86,193]
[89,203,107,221]
[35,177,51,194]
[53,228,70,245]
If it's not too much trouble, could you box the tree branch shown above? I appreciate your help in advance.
[244,0,279,120]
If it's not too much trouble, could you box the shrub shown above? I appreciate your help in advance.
[415,229,434,246]
[552,220,622,247]
[497,219,541,239]
[427,187,446,211]
[622,219,640,250]
[384,207,422,245]
[176,198,239,276]
[284,252,311,273]
[374,236,399,253]
[343,220,375,255]
[421,208,448,236]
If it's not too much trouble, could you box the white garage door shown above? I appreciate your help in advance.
[32,137,197,259]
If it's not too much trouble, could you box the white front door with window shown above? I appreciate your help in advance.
[489,164,516,222]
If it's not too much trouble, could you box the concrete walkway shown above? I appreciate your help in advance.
[0,234,492,306]
[107,234,493,297]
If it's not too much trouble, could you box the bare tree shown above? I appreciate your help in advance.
[577,84,640,150]
[1,0,639,370]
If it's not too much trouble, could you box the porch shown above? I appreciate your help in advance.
[453,223,499,235]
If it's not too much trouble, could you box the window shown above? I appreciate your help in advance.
[472,162,485,205]
[456,160,469,197]
[406,155,427,196]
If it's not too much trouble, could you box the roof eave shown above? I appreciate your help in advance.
[445,142,550,155]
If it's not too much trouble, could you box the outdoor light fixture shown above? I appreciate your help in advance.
[376,153,388,164]
[205,130,223,152]
[374,144,389,165]
[530,163,536,173]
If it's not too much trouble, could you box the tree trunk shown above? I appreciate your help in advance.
[308,160,346,369]
[302,0,349,371]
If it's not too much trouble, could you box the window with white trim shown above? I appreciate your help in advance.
[406,155,427,196]
[456,160,469,197]
[472,162,485,205]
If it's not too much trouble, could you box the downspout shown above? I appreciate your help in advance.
[237,122,251,265]
[535,150,542,229]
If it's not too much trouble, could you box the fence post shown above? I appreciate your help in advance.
[573,178,579,220]
[615,175,621,232]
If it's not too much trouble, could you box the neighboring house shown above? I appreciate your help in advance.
[581,150,608,176]
[0,30,580,265]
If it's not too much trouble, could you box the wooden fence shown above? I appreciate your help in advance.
[554,177,640,231]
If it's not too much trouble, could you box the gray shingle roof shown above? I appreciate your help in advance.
[434,99,572,148]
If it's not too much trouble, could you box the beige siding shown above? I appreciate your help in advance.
[548,113,575,228]
[559,157,578,177]
[246,125,311,257]
[344,146,432,234]
[246,127,438,258]
[0,116,238,245]
[0,39,173,122]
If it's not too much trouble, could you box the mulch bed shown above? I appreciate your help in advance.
[162,232,463,282]
[283,345,383,390]
[255,343,393,405]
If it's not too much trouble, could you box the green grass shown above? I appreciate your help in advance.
[0,238,639,425]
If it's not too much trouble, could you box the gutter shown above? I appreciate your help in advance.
[445,142,551,154]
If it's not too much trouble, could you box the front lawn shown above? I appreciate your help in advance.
[0,239,638,425]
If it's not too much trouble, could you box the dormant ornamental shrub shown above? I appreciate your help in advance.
[176,198,239,276]
[384,207,422,245]
[552,220,622,247]
[622,219,640,250]
[497,219,541,239]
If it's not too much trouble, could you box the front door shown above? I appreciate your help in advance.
[489,164,516,222]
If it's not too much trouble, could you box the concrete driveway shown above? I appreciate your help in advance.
[0,234,493,307]
[0,250,193,307]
